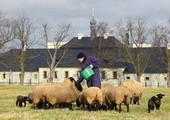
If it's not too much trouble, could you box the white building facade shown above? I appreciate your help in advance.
[0,67,167,88]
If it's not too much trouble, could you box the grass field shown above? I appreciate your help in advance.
[0,85,170,120]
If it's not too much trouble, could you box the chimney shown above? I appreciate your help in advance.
[104,33,109,39]
[78,34,84,39]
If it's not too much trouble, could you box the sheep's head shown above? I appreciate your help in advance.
[133,97,139,104]
[27,97,33,104]
[157,93,165,99]
[75,81,83,92]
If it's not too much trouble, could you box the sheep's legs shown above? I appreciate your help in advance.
[118,104,121,113]
[126,104,129,112]
[16,100,19,106]
[19,102,22,107]
[68,103,73,110]
[148,107,151,113]
[23,101,26,107]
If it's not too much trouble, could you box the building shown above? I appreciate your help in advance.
[0,14,168,87]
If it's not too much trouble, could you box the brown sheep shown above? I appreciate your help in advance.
[32,82,55,109]
[76,87,103,111]
[44,79,83,110]
[32,77,75,109]
[121,79,143,105]
[105,86,131,113]
[101,81,114,110]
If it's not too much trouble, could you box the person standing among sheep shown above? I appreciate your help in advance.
[76,52,101,89]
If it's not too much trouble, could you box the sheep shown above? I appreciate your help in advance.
[16,95,31,107]
[155,93,165,110]
[32,77,76,109]
[104,86,131,113]
[101,81,114,88]
[147,93,165,113]
[32,82,54,109]
[121,79,143,105]
[44,80,83,110]
[76,87,103,111]
[148,96,157,113]
[101,81,114,110]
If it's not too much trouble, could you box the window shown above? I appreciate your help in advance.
[113,71,117,79]
[34,74,37,79]
[126,76,130,79]
[145,77,149,81]
[165,77,167,81]
[101,71,105,79]
[54,71,57,78]
[43,71,47,78]
[19,74,21,79]
[65,71,69,78]
[2,73,6,79]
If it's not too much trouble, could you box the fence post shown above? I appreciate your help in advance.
[29,79,32,85]
[158,81,159,88]
[9,79,11,84]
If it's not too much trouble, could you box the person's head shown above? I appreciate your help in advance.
[77,52,86,63]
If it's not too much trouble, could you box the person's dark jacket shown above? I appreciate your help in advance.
[77,56,101,88]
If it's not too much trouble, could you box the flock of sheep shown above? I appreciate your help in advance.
[16,77,165,113]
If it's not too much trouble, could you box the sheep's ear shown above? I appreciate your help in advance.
[69,77,75,82]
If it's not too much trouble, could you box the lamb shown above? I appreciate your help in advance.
[155,93,165,110]
[76,87,103,111]
[148,96,157,113]
[104,86,131,113]
[16,95,32,107]
[44,80,83,110]
[121,79,143,105]
[147,93,165,113]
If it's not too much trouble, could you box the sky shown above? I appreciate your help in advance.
[1,0,170,44]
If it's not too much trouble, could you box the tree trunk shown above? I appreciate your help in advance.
[20,55,25,85]
[137,74,141,82]
[49,65,54,83]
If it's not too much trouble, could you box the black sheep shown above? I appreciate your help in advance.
[16,95,32,107]
[148,96,157,113]
[155,93,165,110]
[148,93,165,113]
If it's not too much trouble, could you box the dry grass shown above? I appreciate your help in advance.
[0,85,170,120]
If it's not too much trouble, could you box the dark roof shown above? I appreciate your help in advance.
[0,36,168,74]
[123,47,167,73]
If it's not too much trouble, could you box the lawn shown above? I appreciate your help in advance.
[0,85,169,120]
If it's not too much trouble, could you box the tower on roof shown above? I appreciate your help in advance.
[90,8,97,40]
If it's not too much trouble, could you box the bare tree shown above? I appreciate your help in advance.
[113,17,153,82]
[14,13,36,85]
[40,21,72,82]
[0,11,16,51]
[94,21,111,60]
[151,21,170,87]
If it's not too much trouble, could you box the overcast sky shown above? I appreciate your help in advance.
[1,0,170,38]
